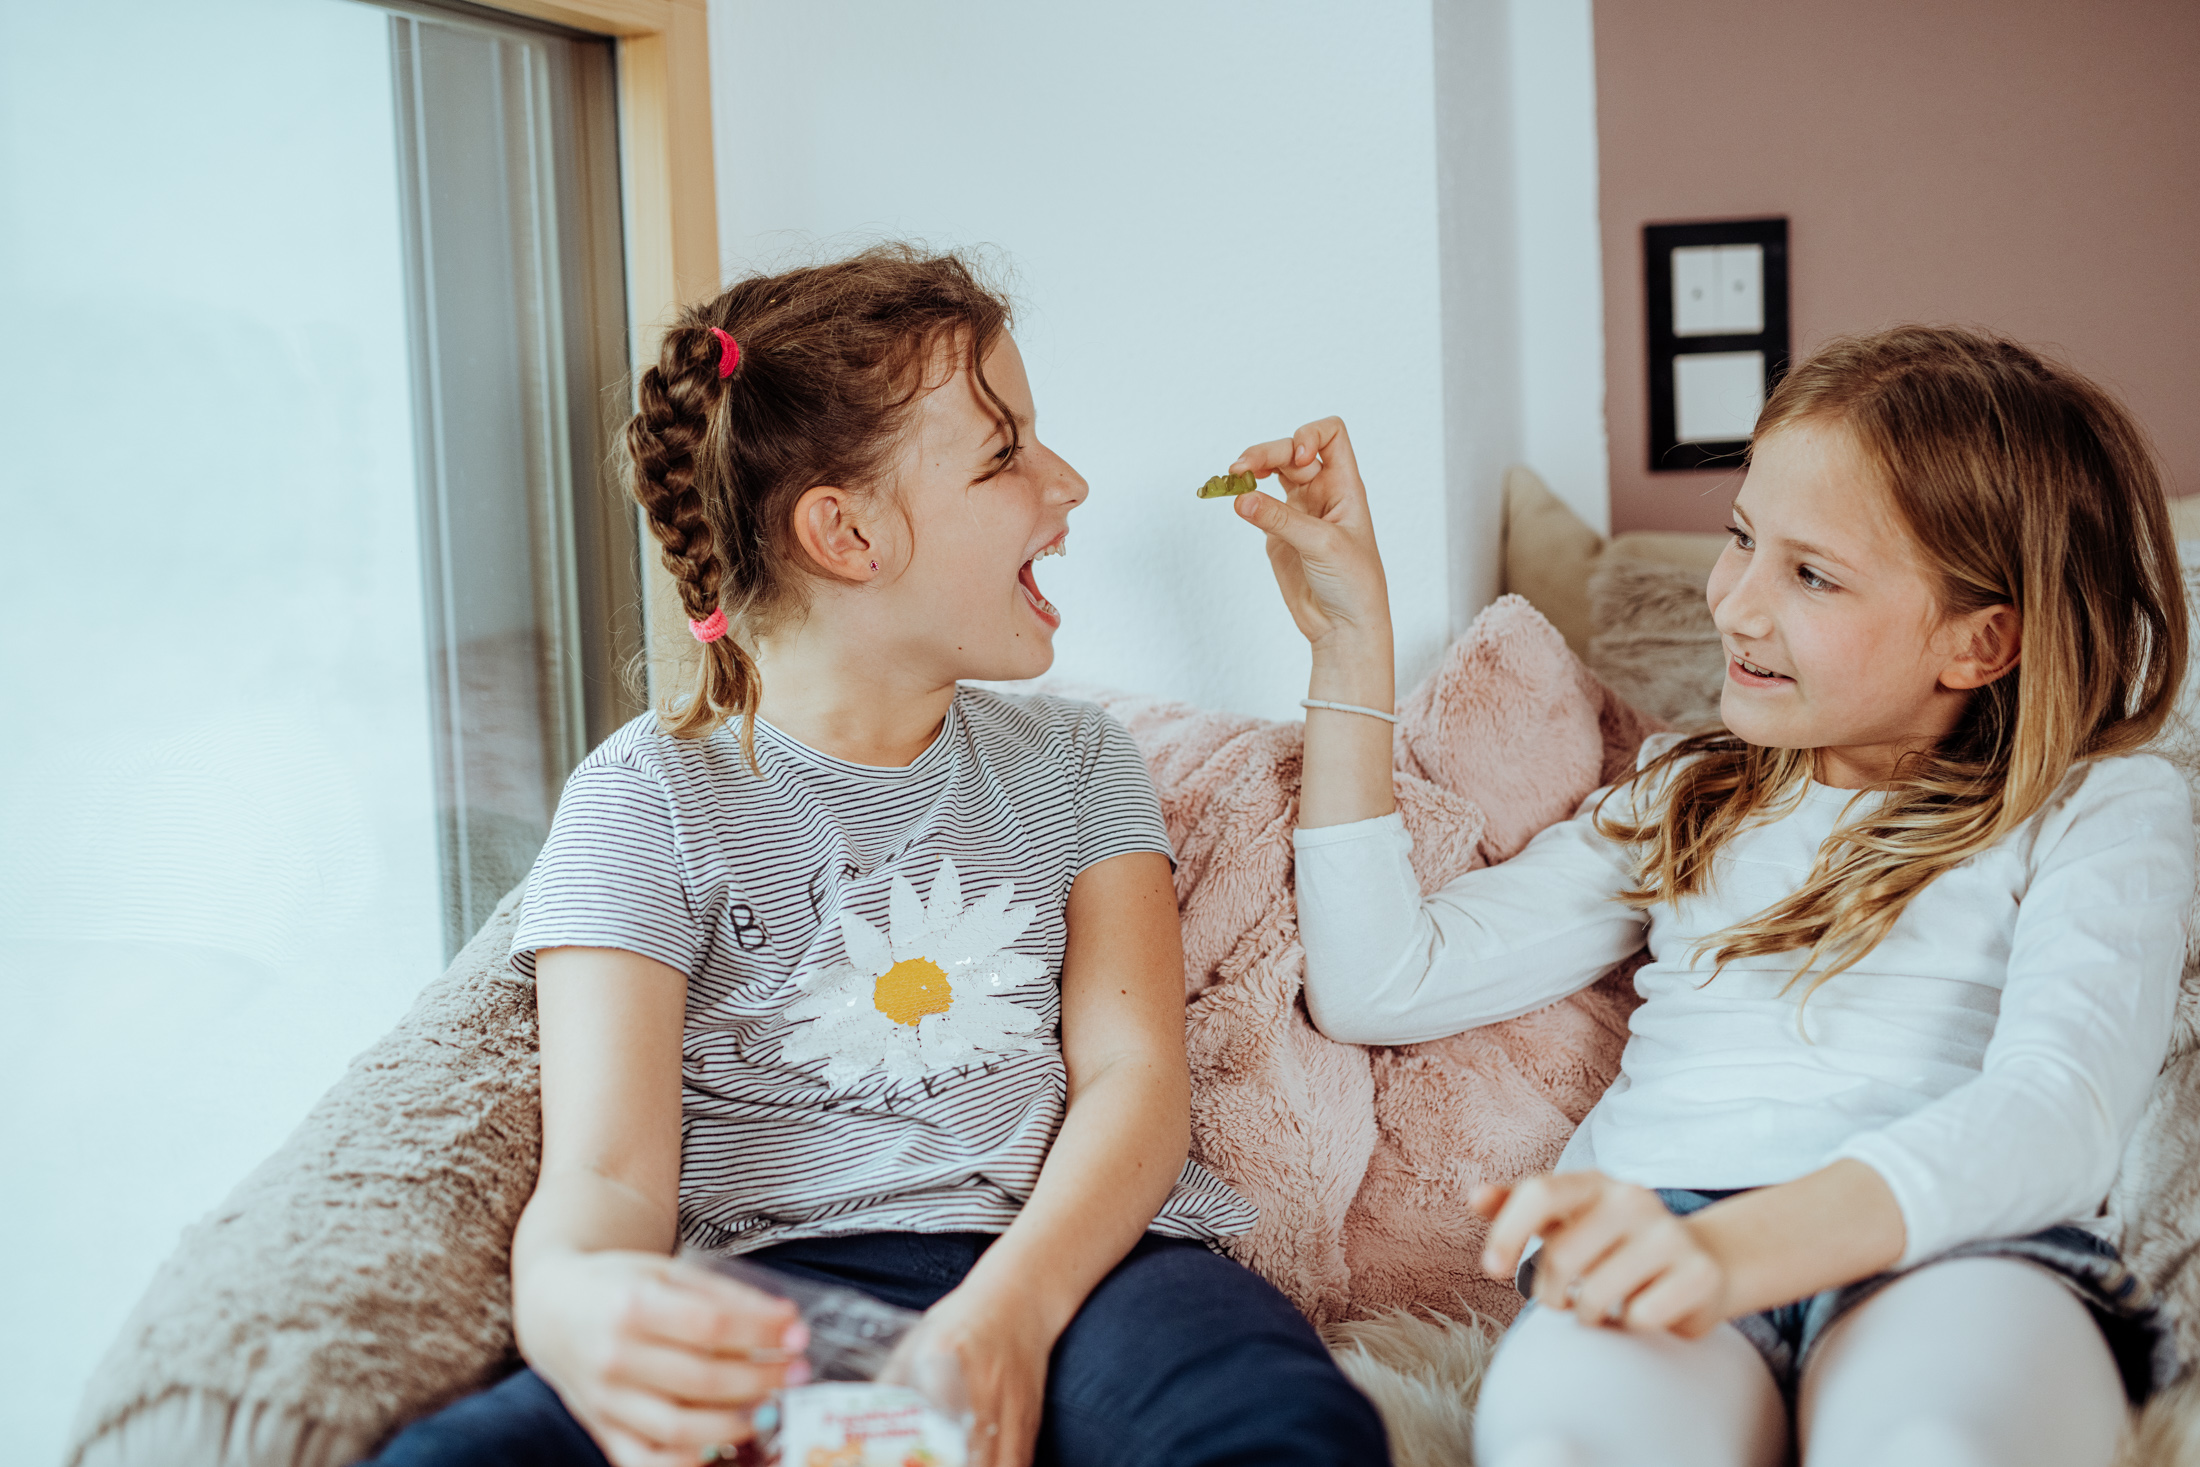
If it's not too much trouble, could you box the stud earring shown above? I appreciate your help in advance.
[870,560,878,572]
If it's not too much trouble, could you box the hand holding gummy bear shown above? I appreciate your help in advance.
[1225,416,1393,654]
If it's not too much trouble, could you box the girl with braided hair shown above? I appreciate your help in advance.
[367,245,1387,1467]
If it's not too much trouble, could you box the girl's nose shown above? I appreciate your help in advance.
[1711,567,1774,641]
[1045,445,1090,508]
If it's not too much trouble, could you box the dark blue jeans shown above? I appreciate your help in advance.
[363,1232,1389,1467]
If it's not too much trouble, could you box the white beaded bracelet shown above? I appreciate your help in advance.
[1299,698,1399,724]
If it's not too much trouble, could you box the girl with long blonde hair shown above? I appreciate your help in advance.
[1236,325,2190,1466]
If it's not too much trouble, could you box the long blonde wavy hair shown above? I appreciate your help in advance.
[1596,325,2185,996]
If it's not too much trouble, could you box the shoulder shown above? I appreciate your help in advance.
[2048,752,2192,820]
[566,711,758,810]
[955,685,1128,759]
[1602,729,1707,822]
[2022,752,2196,879]
[1636,730,1694,770]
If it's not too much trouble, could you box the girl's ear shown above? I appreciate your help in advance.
[1939,604,2022,691]
[790,485,883,581]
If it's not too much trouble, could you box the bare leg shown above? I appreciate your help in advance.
[1473,1304,1788,1467]
[1798,1257,2128,1467]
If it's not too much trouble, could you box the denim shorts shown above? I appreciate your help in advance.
[1517,1187,2176,1404]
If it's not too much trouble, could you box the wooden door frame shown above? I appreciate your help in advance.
[483,0,716,689]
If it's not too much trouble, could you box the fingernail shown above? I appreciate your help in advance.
[782,1320,810,1352]
[1228,459,1247,472]
[785,1359,812,1386]
[1482,1251,1499,1273]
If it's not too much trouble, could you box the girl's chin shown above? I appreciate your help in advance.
[1717,694,1800,747]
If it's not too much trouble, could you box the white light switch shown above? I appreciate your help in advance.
[1675,350,1765,441]
[1672,244,1764,336]
[1672,246,1721,335]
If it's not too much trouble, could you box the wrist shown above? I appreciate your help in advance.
[1678,1214,1747,1322]
[954,1241,1081,1344]
[1307,636,1395,708]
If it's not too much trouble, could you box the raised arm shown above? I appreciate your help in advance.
[1229,418,1397,829]
[1233,419,1644,1044]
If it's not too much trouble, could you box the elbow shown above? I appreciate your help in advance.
[1301,976,1390,1047]
[2013,1056,2130,1205]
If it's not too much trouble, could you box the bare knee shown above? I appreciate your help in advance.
[1849,1416,1998,1467]
[1483,1438,1591,1467]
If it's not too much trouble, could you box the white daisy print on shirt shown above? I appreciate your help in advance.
[778,857,1050,1086]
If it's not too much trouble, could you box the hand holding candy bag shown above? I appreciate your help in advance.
[700,1257,972,1467]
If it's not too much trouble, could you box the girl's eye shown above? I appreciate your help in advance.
[1798,565,1833,591]
[993,443,1020,464]
[1725,524,1754,551]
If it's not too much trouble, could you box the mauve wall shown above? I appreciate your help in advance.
[1593,0,2200,533]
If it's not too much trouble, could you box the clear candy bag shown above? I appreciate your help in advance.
[702,1255,971,1467]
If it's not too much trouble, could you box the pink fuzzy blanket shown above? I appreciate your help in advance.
[1075,595,1659,1326]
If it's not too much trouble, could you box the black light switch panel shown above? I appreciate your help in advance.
[1645,217,1789,472]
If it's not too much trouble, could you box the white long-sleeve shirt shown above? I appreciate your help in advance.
[1294,736,2192,1266]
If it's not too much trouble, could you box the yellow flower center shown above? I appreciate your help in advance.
[873,956,953,1027]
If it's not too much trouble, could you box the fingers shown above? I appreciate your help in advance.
[1529,1198,1634,1309]
[592,1388,753,1464]
[1566,1228,1676,1327]
[604,1339,801,1407]
[1229,435,1315,481]
[1469,1183,1511,1220]
[1231,486,1342,560]
[1616,1249,1725,1336]
[1230,417,1362,508]
[1481,1172,1611,1277]
[626,1267,803,1359]
[965,1390,1039,1467]
[596,1419,715,1467]
[1291,416,1360,483]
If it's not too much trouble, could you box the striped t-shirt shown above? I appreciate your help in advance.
[513,686,1257,1254]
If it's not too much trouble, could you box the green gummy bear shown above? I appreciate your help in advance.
[1197,471,1257,499]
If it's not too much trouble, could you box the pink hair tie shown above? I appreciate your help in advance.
[708,327,741,379]
[688,607,730,643]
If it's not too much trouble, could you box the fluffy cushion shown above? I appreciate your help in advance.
[1081,595,1657,1324]
[1499,466,1603,658]
[1583,531,1727,733]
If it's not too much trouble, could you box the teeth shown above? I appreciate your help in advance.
[1034,536,1067,560]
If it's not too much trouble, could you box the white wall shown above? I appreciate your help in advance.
[1433,0,1612,616]
[708,0,1454,719]
[1433,0,1522,634]
[1509,0,1610,535]
[708,1,1608,712]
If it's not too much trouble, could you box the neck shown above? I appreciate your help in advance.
[749,614,958,768]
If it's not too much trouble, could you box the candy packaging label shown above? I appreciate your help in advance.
[777,1383,967,1467]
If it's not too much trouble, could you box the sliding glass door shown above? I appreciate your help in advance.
[389,2,641,951]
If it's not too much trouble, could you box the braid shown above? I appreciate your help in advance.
[626,326,762,753]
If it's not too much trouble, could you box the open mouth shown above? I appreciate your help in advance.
[1018,533,1066,628]
[1727,652,1793,686]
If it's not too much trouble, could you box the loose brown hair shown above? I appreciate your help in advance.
[623,244,1018,763]
[1597,324,2184,997]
